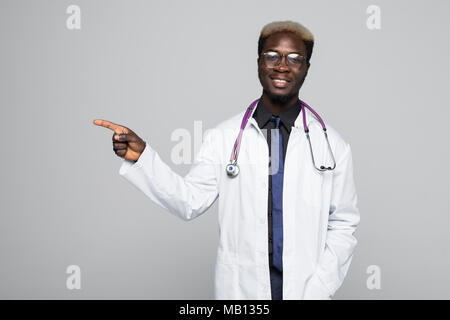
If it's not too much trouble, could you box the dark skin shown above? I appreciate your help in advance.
[258,32,310,115]
[92,119,145,162]
[93,31,310,161]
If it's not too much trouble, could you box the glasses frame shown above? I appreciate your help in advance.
[261,50,306,69]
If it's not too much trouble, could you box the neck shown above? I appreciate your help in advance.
[260,91,299,116]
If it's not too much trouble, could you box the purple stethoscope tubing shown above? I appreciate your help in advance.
[226,98,336,177]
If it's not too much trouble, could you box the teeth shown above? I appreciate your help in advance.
[273,79,287,83]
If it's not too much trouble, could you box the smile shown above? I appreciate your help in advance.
[271,78,289,88]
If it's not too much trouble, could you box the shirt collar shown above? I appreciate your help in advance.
[252,98,302,133]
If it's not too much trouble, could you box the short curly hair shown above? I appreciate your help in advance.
[258,20,314,63]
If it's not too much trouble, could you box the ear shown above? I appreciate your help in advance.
[304,61,310,78]
[257,56,263,71]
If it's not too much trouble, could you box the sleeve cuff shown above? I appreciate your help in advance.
[119,141,150,176]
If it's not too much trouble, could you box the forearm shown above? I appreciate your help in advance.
[119,137,219,221]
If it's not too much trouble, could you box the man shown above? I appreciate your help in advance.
[93,20,360,300]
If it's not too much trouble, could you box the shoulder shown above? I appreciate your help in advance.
[324,123,348,147]
[308,112,353,162]
[204,110,245,142]
[215,110,246,131]
[320,122,355,166]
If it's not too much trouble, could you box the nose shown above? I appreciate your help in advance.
[275,55,289,71]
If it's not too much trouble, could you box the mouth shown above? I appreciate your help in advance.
[270,77,290,89]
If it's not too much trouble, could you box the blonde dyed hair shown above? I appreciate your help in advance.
[258,20,314,62]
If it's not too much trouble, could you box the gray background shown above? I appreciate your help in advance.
[1,0,449,299]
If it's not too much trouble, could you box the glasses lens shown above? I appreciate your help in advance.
[286,53,304,67]
[263,51,305,68]
[263,52,280,68]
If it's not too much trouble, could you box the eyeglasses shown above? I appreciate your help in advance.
[261,51,306,69]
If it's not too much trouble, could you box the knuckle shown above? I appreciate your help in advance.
[113,142,126,148]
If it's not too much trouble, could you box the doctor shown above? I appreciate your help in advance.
[93,20,360,300]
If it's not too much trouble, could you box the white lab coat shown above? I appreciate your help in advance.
[119,103,360,300]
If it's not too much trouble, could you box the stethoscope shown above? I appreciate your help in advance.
[226,98,336,178]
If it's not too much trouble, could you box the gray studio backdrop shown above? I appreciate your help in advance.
[1,0,449,299]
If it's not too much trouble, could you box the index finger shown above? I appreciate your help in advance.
[93,119,128,133]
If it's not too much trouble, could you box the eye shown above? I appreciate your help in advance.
[288,53,304,64]
[287,53,304,64]
[264,51,279,61]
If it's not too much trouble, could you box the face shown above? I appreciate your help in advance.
[258,32,310,103]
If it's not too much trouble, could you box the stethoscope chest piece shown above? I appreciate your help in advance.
[226,162,240,178]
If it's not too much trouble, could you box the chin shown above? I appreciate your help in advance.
[266,90,295,104]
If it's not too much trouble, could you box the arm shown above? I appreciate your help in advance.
[119,131,220,221]
[304,143,361,299]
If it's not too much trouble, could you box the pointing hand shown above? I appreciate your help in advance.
[93,119,146,162]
